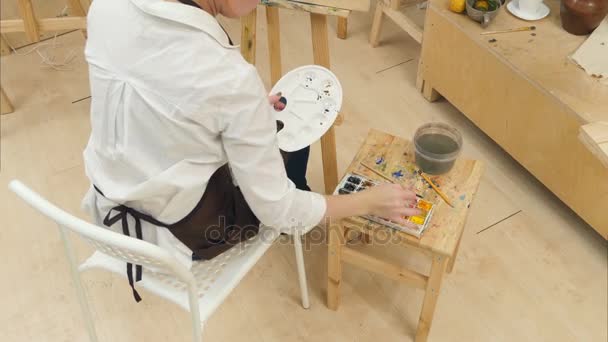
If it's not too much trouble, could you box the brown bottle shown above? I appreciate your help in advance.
[560,0,608,35]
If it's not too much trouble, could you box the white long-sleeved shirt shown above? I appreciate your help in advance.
[81,0,326,266]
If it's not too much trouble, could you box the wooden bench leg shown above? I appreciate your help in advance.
[1,35,11,56]
[422,80,441,102]
[369,1,385,47]
[415,254,448,342]
[1,87,14,115]
[240,8,258,64]
[266,6,282,86]
[310,13,339,194]
[337,17,348,39]
[327,219,344,310]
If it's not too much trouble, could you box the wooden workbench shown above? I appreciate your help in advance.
[417,0,608,238]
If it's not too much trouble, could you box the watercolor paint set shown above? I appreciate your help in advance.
[334,173,436,238]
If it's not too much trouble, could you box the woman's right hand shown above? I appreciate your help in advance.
[360,184,421,226]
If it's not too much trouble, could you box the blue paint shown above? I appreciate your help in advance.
[459,194,466,201]
[375,156,385,165]
[392,170,404,179]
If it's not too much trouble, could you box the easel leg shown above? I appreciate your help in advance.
[240,8,258,64]
[415,254,448,342]
[310,13,339,193]
[17,0,40,43]
[327,219,344,310]
[67,0,88,37]
[369,1,385,47]
[1,87,14,115]
[266,6,282,86]
[310,13,330,68]
[337,17,348,39]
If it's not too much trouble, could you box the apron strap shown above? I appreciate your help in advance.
[103,206,145,302]
[97,186,170,303]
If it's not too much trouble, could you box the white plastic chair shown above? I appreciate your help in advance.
[9,180,312,342]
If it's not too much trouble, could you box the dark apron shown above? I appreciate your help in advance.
[95,164,260,301]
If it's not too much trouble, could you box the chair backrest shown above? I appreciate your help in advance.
[8,180,195,285]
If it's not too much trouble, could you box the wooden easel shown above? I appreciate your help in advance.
[0,0,89,115]
[370,0,426,46]
[241,1,368,194]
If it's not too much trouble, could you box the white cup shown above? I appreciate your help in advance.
[518,0,542,14]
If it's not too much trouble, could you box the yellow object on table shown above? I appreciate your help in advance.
[449,0,466,13]
[474,0,489,10]
[327,129,484,342]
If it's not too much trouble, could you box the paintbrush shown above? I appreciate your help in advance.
[358,163,423,198]
[418,170,454,207]
[360,162,394,183]
[480,26,536,35]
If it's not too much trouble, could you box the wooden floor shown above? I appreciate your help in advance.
[1,6,607,342]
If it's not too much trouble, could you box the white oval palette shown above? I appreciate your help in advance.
[270,65,343,152]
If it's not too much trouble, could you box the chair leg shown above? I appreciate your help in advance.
[293,231,310,309]
[58,226,99,342]
[187,284,202,342]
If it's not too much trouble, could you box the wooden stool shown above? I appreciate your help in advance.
[370,0,426,46]
[0,0,89,114]
[240,1,355,194]
[327,129,484,342]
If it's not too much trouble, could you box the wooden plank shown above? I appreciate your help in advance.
[240,8,257,64]
[337,17,347,39]
[415,254,448,342]
[327,220,344,310]
[579,122,608,168]
[285,0,370,11]
[342,129,484,256]
[262,0,350,17]
[16,0,40,43]
[265,6,282,86]
[1,87,14,115]
[1,17,87,33]
[369,1,385,47]
[342,246,429,289]
[419,1,608,238]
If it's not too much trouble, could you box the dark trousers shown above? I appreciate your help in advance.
[285,146,311,191]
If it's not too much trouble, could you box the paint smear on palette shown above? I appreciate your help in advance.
[459,194,466,201]
[392,170,404,179]
[375,156,385,165]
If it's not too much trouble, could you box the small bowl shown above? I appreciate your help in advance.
[466,0,502,27]
[414,123,463,175]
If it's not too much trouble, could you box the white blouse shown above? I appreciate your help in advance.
[81,0,327,267]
